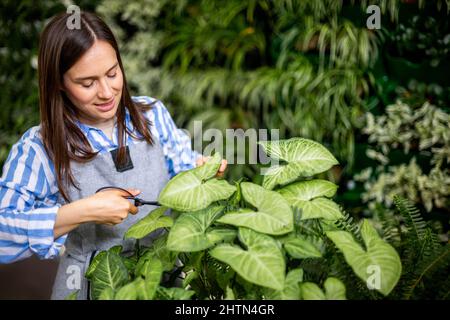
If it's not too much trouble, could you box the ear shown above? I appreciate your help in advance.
[59,82,66,92]
[59,75,68,92]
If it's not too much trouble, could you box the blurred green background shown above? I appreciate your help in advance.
[0,0,449,298]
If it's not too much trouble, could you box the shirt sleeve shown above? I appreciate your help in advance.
[146,98,201,177]
[0,131,67,264]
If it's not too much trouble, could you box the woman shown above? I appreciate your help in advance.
[0,11,226,299]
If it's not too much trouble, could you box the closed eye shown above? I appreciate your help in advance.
[81,82,94,88]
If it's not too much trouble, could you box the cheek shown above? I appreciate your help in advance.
[66,85,97,106]
[112,70,124,92]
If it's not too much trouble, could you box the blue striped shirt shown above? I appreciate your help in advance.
[0,96,199,264]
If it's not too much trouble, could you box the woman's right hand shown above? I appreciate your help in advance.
[54,188,141,238]
[82,188,141,226]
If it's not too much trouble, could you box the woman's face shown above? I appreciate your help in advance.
[62,40,123,128]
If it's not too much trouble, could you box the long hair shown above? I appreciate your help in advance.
[38,11,154,202]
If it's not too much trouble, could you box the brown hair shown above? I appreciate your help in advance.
[38,11,154,202]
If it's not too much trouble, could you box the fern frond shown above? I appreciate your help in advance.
[333,209,362,242]
[372,205,401,245]
[389,196,450,299]
[295,212,327,241]
[401,244,450,299]
[419,228,442,259]
[393,195,427,243]
[437,276,450,300]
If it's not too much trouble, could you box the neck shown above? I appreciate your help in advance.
[78,115,116,141]
[94,119,115,132]
[78,114,115,130]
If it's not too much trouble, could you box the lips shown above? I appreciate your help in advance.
[94,97,115,112]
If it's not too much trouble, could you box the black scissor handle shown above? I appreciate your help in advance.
[94,186,160,207]
[133,198,160,206]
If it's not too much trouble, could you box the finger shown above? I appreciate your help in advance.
[127,188,141,197]
[216,171,224,178]
[107,188,141,198]
[195,156,204,167]
[196,156,211,167]
[218,159,227,173]
[128,203,139,215]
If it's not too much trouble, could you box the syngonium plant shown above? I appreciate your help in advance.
[69,138,402,300]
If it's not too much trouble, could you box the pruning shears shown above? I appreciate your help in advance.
[95,186,160,207]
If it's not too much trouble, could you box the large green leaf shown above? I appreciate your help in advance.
[182,270,199,289]
[259,138,338,190]
[265,268,303,300]
[295,198,343,220]
[225,286,235,300]
[85,251,107,279]
[115,282,138,300]
[86,246,125,280]
[156,287,195,300]
[98,287,115,300]
[167,206,236,251]
[140,258,164,281]
[216,182,293,235]
[323,278,347,300]
[209,228,285,290]
[134,278,154,300]
[283,236,322,259]
[278,180,343,220]
[134,259,163,300]
[300,277,346,300]
[158,153,236,211]
[278,179,338,202]
[124,206,173,239]
[139,235,178,272]
[205,228,237,244]
[108,245,123,255]
[326,219,402,296]
[123,257,137,273]
[89,251,129,300]
[64,291,79,300]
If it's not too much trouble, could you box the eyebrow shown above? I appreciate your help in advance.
[74,62,119,81]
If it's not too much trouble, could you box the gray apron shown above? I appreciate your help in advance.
[51,139,169,300]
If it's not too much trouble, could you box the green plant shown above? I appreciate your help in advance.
[93,0,450,180]
[389,196,450,300]
[71,137,406,300]
[96,0,394,172]
[388,15,450,67]
[395,80,450,111]
[355,101,450,213]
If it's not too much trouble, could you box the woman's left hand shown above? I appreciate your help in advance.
[196,156,228,177]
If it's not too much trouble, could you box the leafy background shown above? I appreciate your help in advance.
[0,0,448,299]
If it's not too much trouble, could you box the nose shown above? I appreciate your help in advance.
[97,78,113,100]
